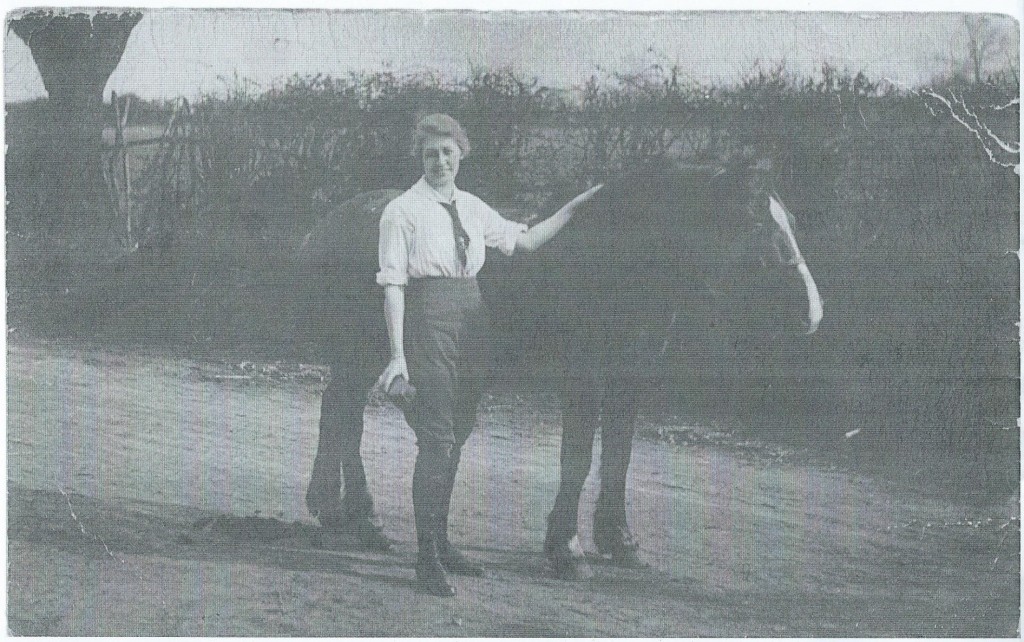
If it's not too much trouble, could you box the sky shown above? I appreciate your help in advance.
[4,4,1021,103]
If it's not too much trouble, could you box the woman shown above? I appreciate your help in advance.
[376,113,601,597]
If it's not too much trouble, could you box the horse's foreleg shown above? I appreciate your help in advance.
[545,376,602,549]
[595,376,640,525]
[594,376,644,565]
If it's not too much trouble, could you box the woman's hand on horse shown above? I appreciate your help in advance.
[565,183,604,212]
[377,356,409,393]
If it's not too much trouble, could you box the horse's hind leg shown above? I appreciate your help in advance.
[306,371,364,516]
[594,376,646,567]
[544,375,601,579]
[306,362,391,551]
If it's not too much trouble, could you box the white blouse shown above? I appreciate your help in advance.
[376,177,528,286]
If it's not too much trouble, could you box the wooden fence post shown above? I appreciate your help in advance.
[102,91,135,248]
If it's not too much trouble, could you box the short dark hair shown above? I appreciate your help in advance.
[411,113,471,159]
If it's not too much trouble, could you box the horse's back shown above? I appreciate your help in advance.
[297,189,401,368]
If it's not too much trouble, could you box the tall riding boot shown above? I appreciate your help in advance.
[413,443,456,597]
[435,444,484,576]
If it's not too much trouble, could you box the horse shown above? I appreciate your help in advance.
[299,161,823,577]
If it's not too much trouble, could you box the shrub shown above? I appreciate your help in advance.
[6,65,1019,483]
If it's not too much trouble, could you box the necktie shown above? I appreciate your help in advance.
[439,200,470,267]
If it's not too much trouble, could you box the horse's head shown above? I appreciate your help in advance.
[537,161,822,349]
[685,162,823,336]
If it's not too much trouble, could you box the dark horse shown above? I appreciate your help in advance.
[300,162,822,578]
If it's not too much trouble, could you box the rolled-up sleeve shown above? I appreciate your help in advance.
[479,201,528,256]
[376,203,410,286]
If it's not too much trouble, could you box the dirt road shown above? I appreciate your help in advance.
[7,339,1020,636]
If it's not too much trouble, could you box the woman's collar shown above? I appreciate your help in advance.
[416,176,459,203]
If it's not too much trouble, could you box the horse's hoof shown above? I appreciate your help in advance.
[309,506,345,531]
[439,547,485,576]
[594,524,647,568]
[601,547,649,569]
[315,515,342,531]
[417,543,457,597]
[354,522,394,552]
[547,553,595,580]
[312,510,393,552]
[544,535,594,580]
[417,572,456,598]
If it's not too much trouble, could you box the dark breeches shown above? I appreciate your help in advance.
[399,278,491,546]
[306,277,490,538]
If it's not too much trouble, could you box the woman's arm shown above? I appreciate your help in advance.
[377,284,409,391]
[515,184,603,253]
